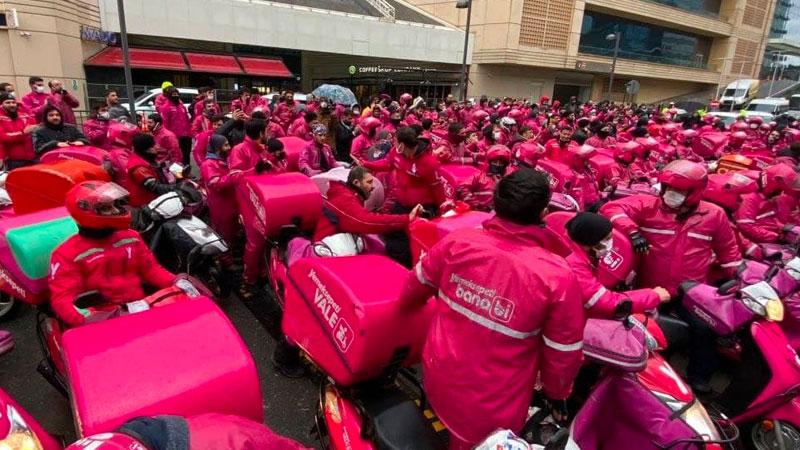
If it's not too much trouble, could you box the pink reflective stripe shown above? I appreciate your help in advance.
[687,232,712,241]
[415,261,435,288]
[720,260,743,268]
[609,213,628,222]
[736,219,756,224]
[584,287,607,309]
[542,335,583,352]
[746,244,759,255]
[756,211,776,220]
[439,291,540,340]
[640,227,675,235]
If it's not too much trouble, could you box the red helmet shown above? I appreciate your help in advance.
[66,433,148,450]
[507,109,525,122]
[675,129,698,145]
[358,117,382,135]
[761,164,800,196]
[728,131,748,148]
[471,110,489,124]
[65,181,131,230]
[635,137,658,154]
[614,141,641,164]
[399,93,413,106]
[515,142,545,167]
[107,121,139,148]
[731,121,749,133]
[487,144,512,164]
[562,143,595,170]
[748,116,764,128]
[658,160,708,207]
[759,123,772,133]
[703,172,758,211]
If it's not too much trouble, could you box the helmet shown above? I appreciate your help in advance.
[507,109,524,122]
[471,110,489,124]
[748,116,764,128]
[731,121,749,133]
[759,123,772,133]
[658,160,708,207]
[358,117,382,135]
[486,144,512,164]
[634,137,658,155]
[614,141,641,164]
[515,142,545,167]
[65,181,131,230]
[728,131,748,148]
[107,121,139,148]
[703,172,758,211]
[761,164,800,196]
[66,433,148,450]
[675,129,698,145]
[561,143,595,171]
[499,117,516,130]
[399,93,413,106]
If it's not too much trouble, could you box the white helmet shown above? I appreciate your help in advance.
[500,117,517,129]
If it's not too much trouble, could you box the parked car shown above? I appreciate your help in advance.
[706,111,740,126]
[787,94,800,120]
[743,97,789,120]
[122,87,198,118]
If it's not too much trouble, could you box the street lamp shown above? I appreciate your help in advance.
[605,27,621,102]
[117,0,135,121]
[456,0,472,101]
[767,51,784,97]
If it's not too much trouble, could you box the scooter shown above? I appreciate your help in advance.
[681,280,800,449]
[0,387,62,450]
[132,183,231,298]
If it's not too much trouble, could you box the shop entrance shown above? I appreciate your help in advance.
[553,83,590,104]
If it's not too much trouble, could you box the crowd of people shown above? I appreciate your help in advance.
[5,75,800,449]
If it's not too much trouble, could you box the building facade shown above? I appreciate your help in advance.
[0,0,469,116]
[407,0,777,104]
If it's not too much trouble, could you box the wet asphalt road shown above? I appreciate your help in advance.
[0,294,323,448]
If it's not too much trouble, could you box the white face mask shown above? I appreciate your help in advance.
[34,85,45,94]
[494,132,502,141]
[663,189,687,209]
[593,237,614,259]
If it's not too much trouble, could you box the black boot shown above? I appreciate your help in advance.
[272,336,307,379]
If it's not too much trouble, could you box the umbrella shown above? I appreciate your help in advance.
[312,84,357,106]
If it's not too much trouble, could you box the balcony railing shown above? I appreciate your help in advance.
[579,45,708,69]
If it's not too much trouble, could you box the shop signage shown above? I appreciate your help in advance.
[357,65,424,74]
[575,60,612,73]
[81,26,117,45]
[348,65,357,75]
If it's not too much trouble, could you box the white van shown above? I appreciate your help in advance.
[720,79,759,109]
[787,94,800,119]
[121,87,198,117]
[743,97,789,120]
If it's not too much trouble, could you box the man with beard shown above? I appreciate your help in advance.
[0,92,37,169]
[125,133,178,207]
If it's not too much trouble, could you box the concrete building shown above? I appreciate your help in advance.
[407,0,778,104]
[0,0,469,115]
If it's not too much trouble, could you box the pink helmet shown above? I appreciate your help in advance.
[107,121,139,148]
[761,164,800,196]
[703,172,758,212]
[515,142,545,167]
[66,433,148,450]
[399,93,413,106]
[747,116,764,126]
[471,110,489,124]
[728,131,748,148]
[675,129,698,145]
[759,123,773,133]
[358,117,382,135]
[731,121,749,133]
[658,160,708,207]
[487,144,512,164]
[615,141,641,164]
[562,143,596,171]
[660,123,680,138]
[635,136,659,154]
[507,109,525,122]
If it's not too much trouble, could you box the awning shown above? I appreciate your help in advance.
[85,47,293,78]
[85,47,188,71]
[184,52,242,74]
[238,57,293,78]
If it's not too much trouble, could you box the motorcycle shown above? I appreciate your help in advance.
[132,182,231,298]
[0,387,61,450]
[681,280,800,449]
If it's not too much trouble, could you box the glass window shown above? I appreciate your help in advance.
[746,103,779,113]
[579,12,712,69]
[647,0,720,16]
[723,88,747,97]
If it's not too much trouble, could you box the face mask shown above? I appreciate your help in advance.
[662,189,687,209]
[493,132,502,141]
[592,237,614,259]
[99,112,110,120]
[35,86,45,94]
[207,93,214,100]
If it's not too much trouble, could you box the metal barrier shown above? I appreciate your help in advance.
[361,0,395,20]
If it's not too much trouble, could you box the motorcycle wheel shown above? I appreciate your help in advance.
[751,420,800,450]
[0,292,17,321]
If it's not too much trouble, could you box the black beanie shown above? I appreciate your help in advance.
[566,212,613,246]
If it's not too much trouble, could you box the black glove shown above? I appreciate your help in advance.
[543,395,569,425]
[629,231,650,253]
[255,159,272,174]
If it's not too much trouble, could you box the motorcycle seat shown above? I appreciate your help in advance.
[655,314,691,350]
[356,385,444,450]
